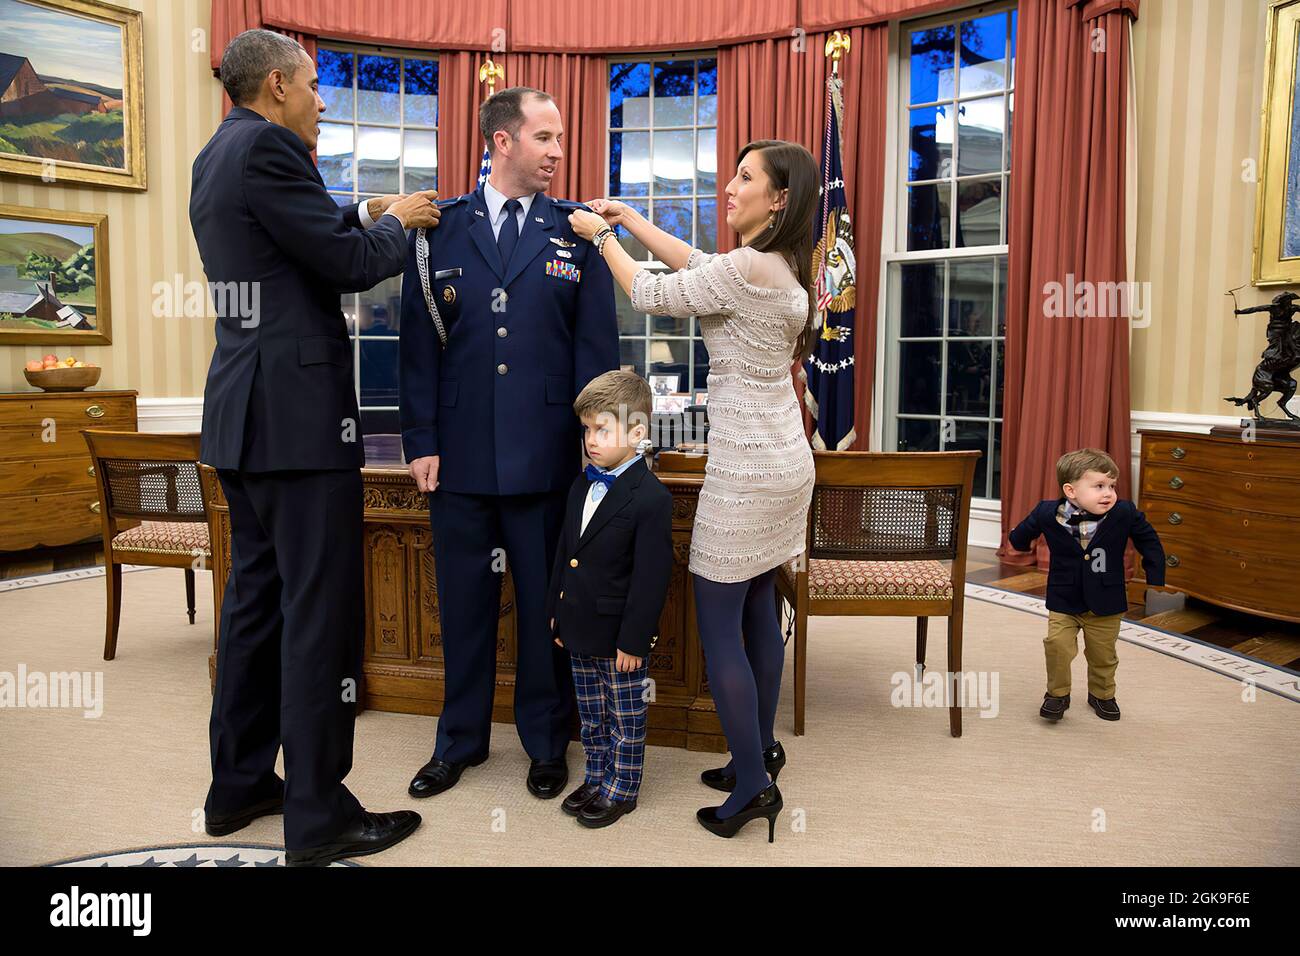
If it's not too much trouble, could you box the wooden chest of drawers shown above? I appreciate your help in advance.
[1137,429,1300,623]
[0,390,138,551]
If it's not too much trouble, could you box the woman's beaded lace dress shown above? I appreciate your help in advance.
[631,244,815,584]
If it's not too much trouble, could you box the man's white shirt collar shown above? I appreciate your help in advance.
[483,178,536,225]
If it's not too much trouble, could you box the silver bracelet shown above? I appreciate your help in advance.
[593,227,615,255]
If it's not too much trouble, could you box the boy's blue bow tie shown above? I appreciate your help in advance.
[585,464,617,489]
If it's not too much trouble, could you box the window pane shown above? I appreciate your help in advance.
[898,341,942,414]
[899,261,943,337]
[359,339,399,407]
[403,129,437,192]
[994,339,1004,418]
[907,183,950,250]
[329,192,352,208]
[654,60,695,126]
[648,338,691,384]
[697,127,717,193]
[618,198,650,259]
[610,131,650,196]
[698,58,718,125]
[955,177,1001,247]
[615,285,646,336]
[949,419,989,496]
[1010,10,1018,87]
[697,199,717,254]
[1006,91,1014,170]
[619,339,646,379]
[692,338,710,396]
[948,258,995,336]
[317,123,354,191]
[957,95,1004,175]
[404,58,438,125]
[959,13,1007,97]
[610,62,651,128]
[653,129,694,195]
[946,340,992,416]
[991,422,1003,497]
[995,256,1007,336]
[655,198,692,243]
[357,54,400,123]
[357,125,400,194]
[318,49,353,119]
[359,275,402,335]
[909,105,952,182]
[910,26,955,105]
[897,417,940,451]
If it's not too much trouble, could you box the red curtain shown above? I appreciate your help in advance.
[718,25,888,451]
[261,0,507,51]
[997,0,1139,567]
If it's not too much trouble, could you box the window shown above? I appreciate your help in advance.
[884,4,1015,500]
[316,44,439,435]
[608,55,718,397]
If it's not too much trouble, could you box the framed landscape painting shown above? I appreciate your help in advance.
[0,203,111,345]
[0,0,145,190]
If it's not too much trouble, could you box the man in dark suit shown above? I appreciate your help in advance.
[191,29,439,865]
[400,87,619,800]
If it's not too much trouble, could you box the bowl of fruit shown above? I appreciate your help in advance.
[24,354,101,392]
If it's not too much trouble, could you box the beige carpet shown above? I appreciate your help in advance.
[1,567,1296,866]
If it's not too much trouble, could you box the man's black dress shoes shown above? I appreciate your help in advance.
[284,810,421,867]
[527,758,568,799]
[408,753,488,798]
[561,782,601,816]
[204,793,284,837]
[577,793,636,829]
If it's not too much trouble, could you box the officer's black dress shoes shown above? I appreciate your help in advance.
[561,782,601,816]
[527,758,569,799]
[407,753,488,798]
[1039,692,1070,721]
[576,793,636,828]
[284,810,421,867]
[1088,693,1121,721]
[204,793,284,837]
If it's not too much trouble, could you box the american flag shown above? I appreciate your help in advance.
[477,146,491,186]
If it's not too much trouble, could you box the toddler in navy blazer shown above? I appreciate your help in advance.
[1008,448,1166,723]
[546,370,673,828]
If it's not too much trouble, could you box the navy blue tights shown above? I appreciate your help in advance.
[692,566,784,817]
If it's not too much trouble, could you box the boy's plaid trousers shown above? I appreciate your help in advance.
[569,654,649,802]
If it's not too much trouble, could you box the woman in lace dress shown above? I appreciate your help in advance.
[569,140,818,839]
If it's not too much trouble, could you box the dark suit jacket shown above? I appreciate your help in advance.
[398,186,618,495]
[1008,498,1166,616]
[190,106,408,471]
[545,457,673,658]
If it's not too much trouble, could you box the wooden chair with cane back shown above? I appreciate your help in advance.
[775,450,981,737]
[82,430,212,661]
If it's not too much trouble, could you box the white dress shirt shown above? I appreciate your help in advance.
[356,199,403,230]
[580,454,640,536]
[482,178,536,240]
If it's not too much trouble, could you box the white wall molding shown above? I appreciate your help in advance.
[137,396,203,433]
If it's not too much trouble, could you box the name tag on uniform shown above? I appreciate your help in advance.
[434,268,462,279]
[545,259,581,282]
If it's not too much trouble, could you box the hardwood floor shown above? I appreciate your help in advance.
[966,546,1300,672]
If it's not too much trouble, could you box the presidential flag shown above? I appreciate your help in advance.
[803,71,858,451]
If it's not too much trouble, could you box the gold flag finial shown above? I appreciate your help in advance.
[479,59,505,95]
[824,31,851,76]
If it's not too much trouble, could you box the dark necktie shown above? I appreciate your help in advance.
[497,197,522,270]
[1066,510,1103,525]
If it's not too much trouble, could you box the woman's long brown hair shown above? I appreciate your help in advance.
[736,139,820,363]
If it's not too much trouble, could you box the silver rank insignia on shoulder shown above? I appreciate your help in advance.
[549,236,577,248]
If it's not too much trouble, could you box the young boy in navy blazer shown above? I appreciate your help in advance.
[546,370,673,828]
[1008,449,1166,722]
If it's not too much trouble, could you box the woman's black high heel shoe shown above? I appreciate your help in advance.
[700,742,786,793]
[696,782,783,842]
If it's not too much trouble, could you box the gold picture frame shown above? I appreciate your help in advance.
[0,0,146,191]
[0,203,111,345]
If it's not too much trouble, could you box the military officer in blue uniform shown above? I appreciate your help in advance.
[399,87,619,800]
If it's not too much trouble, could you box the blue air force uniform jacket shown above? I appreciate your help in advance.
[398,186,619,495]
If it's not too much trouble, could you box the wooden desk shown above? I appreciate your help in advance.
[200,455,728,751]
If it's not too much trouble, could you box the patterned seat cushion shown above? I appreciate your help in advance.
[781,557,952,601]
[112,520,210,557]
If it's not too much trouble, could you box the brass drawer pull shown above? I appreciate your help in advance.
[1171,446,1185,459]
[85,404,105,419]
[89,501,100,514]
[1168,476,1183,490]
[1166,554,1180,568]
[87,465,95,477]
[1167,512,1182,525]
